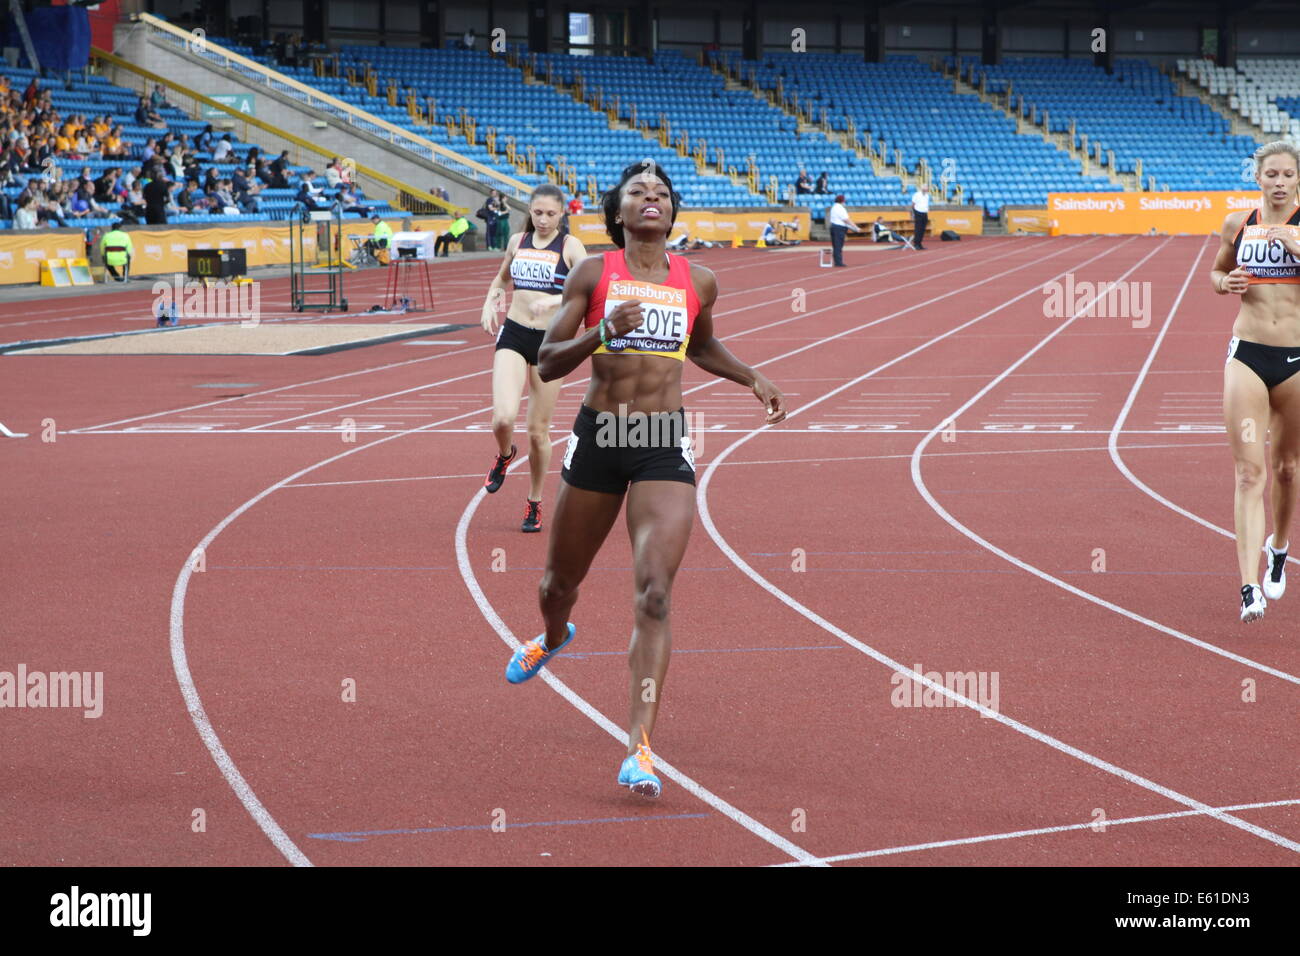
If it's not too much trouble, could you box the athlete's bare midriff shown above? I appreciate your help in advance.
[1232,284,1300,346]
[505,287,559,331]
[584,354,683,416]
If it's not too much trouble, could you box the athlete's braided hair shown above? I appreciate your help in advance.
[602,159,681,249]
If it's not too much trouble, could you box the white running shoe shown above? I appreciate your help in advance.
[1262,534,1287,601]
[1240,584,1267,623]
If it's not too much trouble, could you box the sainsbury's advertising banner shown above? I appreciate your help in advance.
[1048,191,1264,235]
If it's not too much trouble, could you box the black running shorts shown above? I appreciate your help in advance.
[560,404,697,494]
[495,318,546,366]
[1227,336,1300,390]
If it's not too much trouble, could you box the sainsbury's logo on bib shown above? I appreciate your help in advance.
[603,280,689,356]
[1240,224,1300,281]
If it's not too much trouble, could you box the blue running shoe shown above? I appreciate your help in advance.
[617,731,662,798]
[505,623,575,684]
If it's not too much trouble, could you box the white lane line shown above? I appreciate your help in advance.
[697,236,1300,858]
[164,235,1075,865]
[0,421,28,437]
[233,238,1036,432]
[904,243,1300,851]
[71,341,492,433]
[1106,238,1300,571]
[170,398,521,866]
[453,487,825,866]
[445,239,1080,865]
[770,797,1300,866]
[87,236,1016,436]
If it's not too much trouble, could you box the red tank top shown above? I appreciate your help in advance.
[584,249,701,361]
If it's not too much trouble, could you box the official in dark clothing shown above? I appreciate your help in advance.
[143,167,170,225]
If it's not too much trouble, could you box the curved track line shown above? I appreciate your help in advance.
[909,241,1300,685]
[1107,239,1300,571]
[773,796,1300,867]
[697,236,1300,857]
[451,489,824,865]
[169,234,1079,864]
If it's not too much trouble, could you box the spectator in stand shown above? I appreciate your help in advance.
[795,167,813,194]
[212,134,233,162]
[102,125,127,159]
[64,182,92,220]
[182,151,202,182]
[324,160,342,188]
[202,167,221,194]
[177,178,202,212]
[22,77,39,108]
[94,168,119,204]
[462,28,476,50]
[14,195,38,229]
[121,165,142,193]
[295,171,327,211]
[213,179,240,215]
[268,150,291,188]
[143,165,170,225]
[245,145,260,168]
[149,84,171,112]
[165,144,183,180]
[336,184,369,215]
[814,171,829,194]
[195,124,215,154]
[121,181,147,223]
[139,137,158,164]
[77,182,109,218]
[29,181,69,227]
[135,96,166,129]
[231,167,262,213]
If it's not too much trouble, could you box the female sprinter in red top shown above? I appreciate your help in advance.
[502,160,786,797]
[480,184,586,531]
[1213,141,1300,621]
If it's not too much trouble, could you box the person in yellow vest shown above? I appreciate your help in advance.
[366,212,393,265]
[435,215,471,257]
[100,220,133,282]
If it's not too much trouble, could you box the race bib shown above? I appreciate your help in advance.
[511,248,560,291]
[600,279,690,359]
[1238,225,1300,282]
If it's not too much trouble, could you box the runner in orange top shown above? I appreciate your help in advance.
[501,159,786,797]
[1211,141,1300,621]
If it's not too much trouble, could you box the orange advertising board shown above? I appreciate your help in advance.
[1047,191,1263,235]
[1005,208,1052,234]
[566,210,812,246]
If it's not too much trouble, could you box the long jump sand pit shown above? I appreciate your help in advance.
[6,323,453,356]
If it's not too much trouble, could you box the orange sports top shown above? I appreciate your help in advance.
[583,249,701,361]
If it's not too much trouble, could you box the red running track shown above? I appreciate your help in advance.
[3,237,1298,866]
